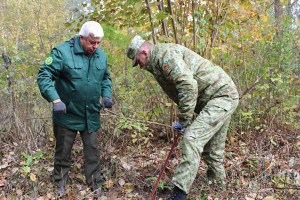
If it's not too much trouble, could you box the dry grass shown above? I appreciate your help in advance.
[0,90,299,200]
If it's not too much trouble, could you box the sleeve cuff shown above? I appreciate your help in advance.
[179,118,189,125]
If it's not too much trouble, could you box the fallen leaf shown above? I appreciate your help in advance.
[124,183,133,193]
[11,167,19,174]
[231,136,235,143]
[121,161,131,170]
[46,193,52,199]
[77,174,86,184]
[79,190,87,196]
[35,196,46,200]
[16,190,23,198]
[45,166,54,172]
[0,162,8,169]
[241,176,246,185]
[110,192,119,199]
[30,173,36,182]
[264,196,275,200]
[118,178,125,186]
[248,193,257,198]
[0,179,7,187]
[104,179,114,188]
[74,163,81,171]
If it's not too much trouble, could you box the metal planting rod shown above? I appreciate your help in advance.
[149,132,181,200]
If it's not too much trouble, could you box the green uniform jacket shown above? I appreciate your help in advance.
[37,36,112,133]
[145,43,239,125]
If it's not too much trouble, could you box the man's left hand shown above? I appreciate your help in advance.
[173,121,188,134]
[102,97,113,109]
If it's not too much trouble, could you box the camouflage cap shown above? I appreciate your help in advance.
[126,35,145,67]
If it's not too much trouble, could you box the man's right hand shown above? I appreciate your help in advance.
[173,121,188,134]
[53,101,66,114]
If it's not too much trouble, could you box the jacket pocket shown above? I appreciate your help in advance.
[63,60,83,80]
[66,100,85,117]
[93,62,106,81]
[90,97,101,113]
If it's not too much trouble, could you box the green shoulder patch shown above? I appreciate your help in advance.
[45,56,53,65]
[163,64,172,76]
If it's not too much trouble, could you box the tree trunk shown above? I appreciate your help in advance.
[192,0,196,51]
[274,0,283,34]
[157,0,169,37]
[167,0,179,44]
[145,0,157,44]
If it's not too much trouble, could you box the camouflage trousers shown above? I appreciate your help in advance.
[172,96,239,193]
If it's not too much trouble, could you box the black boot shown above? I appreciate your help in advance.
[167,186,187,200]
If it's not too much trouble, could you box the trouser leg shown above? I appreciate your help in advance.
[202,117,231,183]
[80,128,104,190]
[172,97,238,193]
[53,123,77,188]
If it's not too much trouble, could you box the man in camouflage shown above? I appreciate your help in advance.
[127,36,239,200]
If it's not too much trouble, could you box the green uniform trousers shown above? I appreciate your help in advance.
[172,96,239,193]
[53,123,104,190]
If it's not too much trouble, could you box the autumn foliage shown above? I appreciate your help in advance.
[0,0,299,199]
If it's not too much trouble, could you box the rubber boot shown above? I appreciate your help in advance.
[167,186,187,200]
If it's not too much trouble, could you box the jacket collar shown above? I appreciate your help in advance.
[73,36,100,56]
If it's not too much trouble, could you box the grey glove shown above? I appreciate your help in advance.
[173,121,188,134]
[53,101,66,114]
[102,97,113,109]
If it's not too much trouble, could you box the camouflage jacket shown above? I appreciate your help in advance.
[144,43,239,125]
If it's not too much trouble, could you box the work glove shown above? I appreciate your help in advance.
[173,121,188,134]
[102,97,113,109]
[53,101,66,114]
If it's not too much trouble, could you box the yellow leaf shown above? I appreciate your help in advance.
[291,105,297,109]
[264,196,275,200]
[253,90,259,96]
[280,0,288,5]
[74,163,81,171]
[124,183,133,193]
[30,173,36,182]
[77,174,86,184]
[231,137,235,143]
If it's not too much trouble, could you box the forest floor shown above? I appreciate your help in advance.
[0,121,300,200]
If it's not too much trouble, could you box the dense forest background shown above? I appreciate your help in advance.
[0,0,299,199]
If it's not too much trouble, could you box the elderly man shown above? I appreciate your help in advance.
[37,21,113,196]
[127,36,239,200]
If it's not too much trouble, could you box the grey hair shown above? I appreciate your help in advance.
[79,21,104,38]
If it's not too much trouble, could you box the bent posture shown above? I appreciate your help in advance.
[127,36,239,200]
